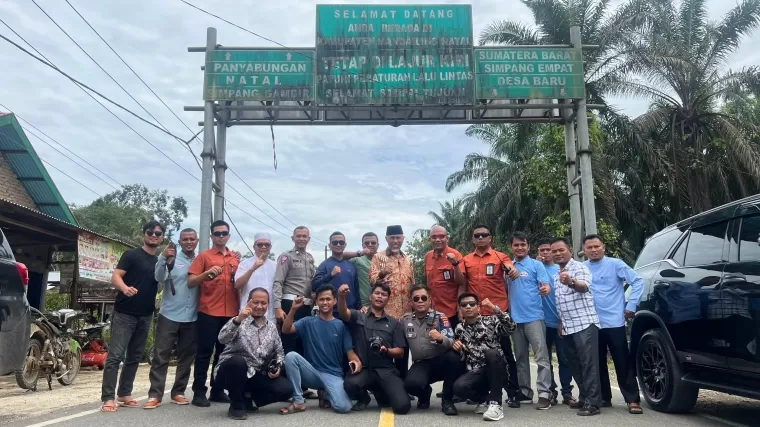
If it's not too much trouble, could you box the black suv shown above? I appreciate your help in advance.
[632,195,760,413]
[0,228,31,375]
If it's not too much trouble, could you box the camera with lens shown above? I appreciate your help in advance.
[267,359,280,375]
[368,335,385,352]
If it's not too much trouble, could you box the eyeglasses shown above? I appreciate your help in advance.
[145,231,163,237]
[459,301,478,308]
[255,243,271,248]
[363,241,378,246]
[412,295,428,303]
[212,231,230,237]
[473,233,491,239]
[331,240,346,246]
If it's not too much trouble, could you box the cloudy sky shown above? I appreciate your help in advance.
[1,0,758,260]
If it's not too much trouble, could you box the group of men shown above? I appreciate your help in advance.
[98,218,646,422]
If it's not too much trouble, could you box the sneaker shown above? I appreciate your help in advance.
[506,396,520,408]
[171,395,190,405]
[191,395,210,407]
[244,399,259,412]
[210,391,230,403]
[516,392,533,404]
[569,398,584,409]
[483,402,504,421]
[442,401,458,416]
[563,395,578,406]
[227,407,248,420]
[536,397,552,410]
[474,402,488,414]
[550,391,558,406]
[577,405,600,416]
[143,398,161,409]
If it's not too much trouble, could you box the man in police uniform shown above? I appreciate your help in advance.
[402,285,464,416]
[273,226,316,356]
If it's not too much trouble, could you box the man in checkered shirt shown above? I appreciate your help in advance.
[550,237,602,417]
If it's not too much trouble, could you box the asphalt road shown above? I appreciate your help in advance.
[4,363,756,427]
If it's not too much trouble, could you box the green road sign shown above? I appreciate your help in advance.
[204,49,314,102]
[474,47,585,99]
[315,4,474,105]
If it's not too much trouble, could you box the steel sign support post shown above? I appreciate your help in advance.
[214,106,228,222]
[571,25,598,237]
[199,27,217,251]
[563,99,583,258]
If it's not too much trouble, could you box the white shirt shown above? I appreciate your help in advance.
[237,255,276,320]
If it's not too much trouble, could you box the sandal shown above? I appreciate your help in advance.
[117,398,140,408]
[100,401,117,412]
[628,403,644,414]
[280,402,306,415]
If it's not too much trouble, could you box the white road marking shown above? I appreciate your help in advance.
[24,394,151,427]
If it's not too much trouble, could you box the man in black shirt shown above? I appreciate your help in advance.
[338,282,410,415]
[100,220,163,412]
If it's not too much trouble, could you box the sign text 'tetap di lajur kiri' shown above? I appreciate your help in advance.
[315,5,475,105]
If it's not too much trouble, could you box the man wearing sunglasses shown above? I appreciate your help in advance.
[235,232,276,320]
[346,232,379,307]
[312,232,361,315]
[100,220,164,413]
[188,220,242,407]
[460,225,521,407]
[402,285,463,416]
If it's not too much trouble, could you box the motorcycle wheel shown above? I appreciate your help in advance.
[57,348,82,386]
[15,337,43,390]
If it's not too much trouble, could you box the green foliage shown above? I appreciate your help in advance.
[71,184,188,246]
[44,291,69,312]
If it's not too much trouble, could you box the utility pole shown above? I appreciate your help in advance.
[571,25,598,236]
[563,98,583,258]
[199,27,217,252]
[324,245,328,261]
[213,107,228,222]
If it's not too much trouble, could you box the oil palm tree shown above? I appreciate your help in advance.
[427,199,469,249]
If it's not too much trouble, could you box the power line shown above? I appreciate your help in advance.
[227,167,298,227]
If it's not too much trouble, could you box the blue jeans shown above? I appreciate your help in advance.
[284,352,352,413]
[546,326,574,397]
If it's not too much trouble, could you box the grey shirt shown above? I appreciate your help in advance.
[272,248,316,309]
[401,309,454,362]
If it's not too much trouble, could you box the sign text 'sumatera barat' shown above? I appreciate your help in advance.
[200,4,586,104]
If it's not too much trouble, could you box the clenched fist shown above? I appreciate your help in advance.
[446,253,457,264]
[331,266,341,277]
[428,329,443,342]
[481,298,496,311]
[338,284,351,295]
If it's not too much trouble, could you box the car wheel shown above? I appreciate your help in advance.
[15,337,43,390]
[636,328,698,413]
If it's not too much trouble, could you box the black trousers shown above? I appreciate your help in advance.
[565,325,602,407]
[599,326,641,403]
[215,355,292,410]
[453,349,505,404]
[344,368,411,415]
[280,299,312,356]
[500,334,520,398]
[404,350,465,403]
[192,312,231,396]
[395,348,409,380]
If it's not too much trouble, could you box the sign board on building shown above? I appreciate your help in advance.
[315,4,474,105]
[474,47,585,99]
[77,231,130,284]
[204,49,314,102]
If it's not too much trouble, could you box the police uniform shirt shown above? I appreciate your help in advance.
[347,309,406,378]
[272,248,315,309]
[401,309,454,362]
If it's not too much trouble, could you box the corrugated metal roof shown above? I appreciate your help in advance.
[0,113,77,226]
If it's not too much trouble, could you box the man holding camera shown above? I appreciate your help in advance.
[402,285,464,416]
[188,220,241,407]
[281,284,359,414]
[214,288,291,420]
[339,282,410,415]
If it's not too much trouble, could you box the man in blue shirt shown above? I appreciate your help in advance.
[312,231,361,313]
[145,228,199,409]
[508,232,553,410]
[583,234,644,414]
[282,284,361,414]
[536,238,576,407]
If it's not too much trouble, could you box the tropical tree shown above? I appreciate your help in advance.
[610,0,760,218]
[427,198,469,249]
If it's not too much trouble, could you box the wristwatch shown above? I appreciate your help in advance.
[451,260,459,266]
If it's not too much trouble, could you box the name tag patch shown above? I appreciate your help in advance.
[486,264,495,276]
[443,270,451,280]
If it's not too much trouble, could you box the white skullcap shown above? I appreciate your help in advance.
[254,232,271,242]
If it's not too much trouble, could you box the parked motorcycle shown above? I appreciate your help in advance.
[76,316,110,370]
[15,307,83,391]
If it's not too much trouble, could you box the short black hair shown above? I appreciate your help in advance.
[293,226,309,234]
[371,282,391,295]
[143,220,165,234]
[457,292,479,305]
[329,231,345,240]
[179,228,197,235]
[210,220,229,232]
[583,234,604,245]
[362,232,378,242]
[551,237,571,248]
[247,287,270,301]
[472,224,490,234]
[409,284,430,297]
[315,284,335,298]
[511,231,529,245]
[536,238,552,247]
